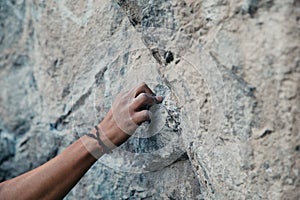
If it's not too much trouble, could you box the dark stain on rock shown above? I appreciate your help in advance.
[231,65,240,74]
[13,55,29,67]
[164,51,174,64]
[263,162,270,169]
[295,144,300,152]
[53,58,59,67]
[130,17,140,27]
[61,84,70,98]
[95,66,108,86]
[10,120,31,136]
[51,109,71,130]
[53,58,63,68]
[116,0,142,30]
[168,196,176,200]
[52,87,93,130]
[47,58,63,77]
[19,138,29,147]
[172,152,189,162]
[119,66,125,76]
[151,48,163,65]
[29,72,37,89]
[129,189,136,197]
[242,0,258,17]
[259,129,273,139]
[123,51,130,65]
[0,131,16,164]
[262,0,274,10]
[124,134,164,153]
[0,33,4,45]
[248,3,258,17]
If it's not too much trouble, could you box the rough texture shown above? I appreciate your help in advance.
[0,0,299,199]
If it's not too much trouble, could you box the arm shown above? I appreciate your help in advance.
[0,83,162,200]
[0,136,98,200]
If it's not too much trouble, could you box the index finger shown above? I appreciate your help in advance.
[133,82,155,97]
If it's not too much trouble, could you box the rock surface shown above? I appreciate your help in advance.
[0,0,299,199]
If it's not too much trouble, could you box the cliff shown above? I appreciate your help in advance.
[0,0,299,199]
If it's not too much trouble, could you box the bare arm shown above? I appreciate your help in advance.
[0,83,162,200]
[0,135,98,200]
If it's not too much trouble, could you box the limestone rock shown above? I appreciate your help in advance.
[0,0,299,199]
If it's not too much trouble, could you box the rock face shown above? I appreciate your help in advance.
[0,0,299,199]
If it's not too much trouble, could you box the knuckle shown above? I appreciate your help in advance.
[138,82,148,90]
[130,103,137,112]
[133,111,150,124]
[131,114,139,124]
[141,93,148,101]
[142,110,151,120]
[140,82,147,87]
[129,104,135,114]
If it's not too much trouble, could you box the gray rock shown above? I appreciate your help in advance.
[0,0,299,199]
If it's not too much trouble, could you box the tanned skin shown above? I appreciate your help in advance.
[0,83,163,200]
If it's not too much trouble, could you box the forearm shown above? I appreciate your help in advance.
[0,83,162,200]
[0,135,100,200]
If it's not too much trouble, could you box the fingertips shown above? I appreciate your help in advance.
[155,96,163,103]
[133,93,161,111]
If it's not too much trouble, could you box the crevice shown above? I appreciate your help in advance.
[95,66,108,86]
[51,66,108,130]
[51,86,93,130]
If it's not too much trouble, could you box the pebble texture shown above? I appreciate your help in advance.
[0,0,299,199]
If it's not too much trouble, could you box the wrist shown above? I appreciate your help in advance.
[99,110,130,147]
[80,134,105,159]
[81,108,130,159]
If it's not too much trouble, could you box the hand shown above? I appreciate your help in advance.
[95,83,163,148]
[0,83,163,200]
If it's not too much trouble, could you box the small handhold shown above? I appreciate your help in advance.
[164,51,174,64]
[252,123,274,139]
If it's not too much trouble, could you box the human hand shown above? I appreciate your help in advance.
[94,83,163,150]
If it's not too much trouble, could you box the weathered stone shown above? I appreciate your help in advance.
[0,0,299,199]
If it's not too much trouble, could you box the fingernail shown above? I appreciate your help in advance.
[156,96,164,102]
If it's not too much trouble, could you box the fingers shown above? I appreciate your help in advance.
[130,83,164,125]
[132,93,163,111]
[131,110,152,125]
[133,82,155,97]
[155,95,163,102]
